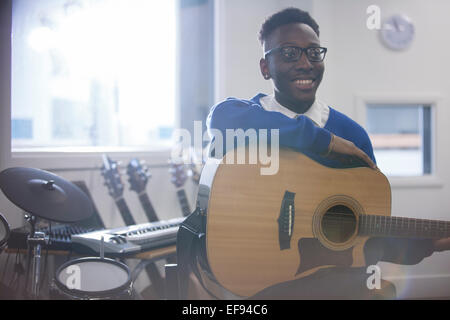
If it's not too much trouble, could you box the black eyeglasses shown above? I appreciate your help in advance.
[264,46,327,63]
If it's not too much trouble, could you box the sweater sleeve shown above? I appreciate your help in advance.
[206,99,332,156]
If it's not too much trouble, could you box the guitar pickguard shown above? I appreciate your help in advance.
[296,238,353,276]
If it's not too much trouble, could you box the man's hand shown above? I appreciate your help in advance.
[325,134,377,170]
[433,238,450,252]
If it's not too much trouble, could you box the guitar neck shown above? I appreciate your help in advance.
[138,192,159,223]
[177,188,191,217]
[114,197,137,226]
[359,215,450,239]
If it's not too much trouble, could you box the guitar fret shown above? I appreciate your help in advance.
[386,215,392,235]
[434,220,436,237]
[378,215,381,235]
[403,217,406,237]
[415,218,417,238]
[374,215,377,235]
[370,215,373,235]
[373,215,376,235]
[366,214,369,235]
[429,220,431,237]
[432,220,435,238]
[395,217,398,235]
[437,221,441,238]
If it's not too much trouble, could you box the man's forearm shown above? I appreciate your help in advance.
[207,100,331,155]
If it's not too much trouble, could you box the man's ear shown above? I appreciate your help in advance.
[260,58,270,80]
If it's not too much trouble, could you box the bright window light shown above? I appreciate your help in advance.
[12,0,176,150]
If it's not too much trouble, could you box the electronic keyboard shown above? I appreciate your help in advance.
[71,217,184,256]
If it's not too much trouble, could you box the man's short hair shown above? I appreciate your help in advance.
[258,7,320,45]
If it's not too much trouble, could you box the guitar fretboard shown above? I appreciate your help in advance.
[177,189,191,217]
[138,192,159,222]
[115,197,136,226]
[359,215,450,239]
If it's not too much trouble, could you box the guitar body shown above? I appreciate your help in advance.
[204,148,392,297]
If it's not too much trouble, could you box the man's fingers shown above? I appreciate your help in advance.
[328,135,377,170]
[355,148,377,169]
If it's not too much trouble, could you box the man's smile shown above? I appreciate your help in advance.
[291,77,316,90]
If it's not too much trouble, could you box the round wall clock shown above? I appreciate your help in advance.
[380,14,415,50]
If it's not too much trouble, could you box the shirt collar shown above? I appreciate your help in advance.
[259,94,328,127]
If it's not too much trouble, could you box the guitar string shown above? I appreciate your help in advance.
[323,217,450,231]
[320,213,450,236]
[323,212,449,229]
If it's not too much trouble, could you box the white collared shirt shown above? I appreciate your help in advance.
[259,94,330,128]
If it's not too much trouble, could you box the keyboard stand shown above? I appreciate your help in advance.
[164,263,179,300]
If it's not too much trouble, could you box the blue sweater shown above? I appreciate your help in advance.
[207,93,375,167]
[207,93,433,265]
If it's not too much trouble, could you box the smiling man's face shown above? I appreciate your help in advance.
[260,23,325,113]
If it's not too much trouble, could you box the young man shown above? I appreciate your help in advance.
[206,8,449,299]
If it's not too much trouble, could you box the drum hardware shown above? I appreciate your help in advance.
[0,167,94,299]
[24,215,49,298]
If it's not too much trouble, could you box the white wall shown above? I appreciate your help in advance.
[215,0,450,298]
[214,0,313,102]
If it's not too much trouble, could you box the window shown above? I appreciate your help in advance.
[11,0,176,151]
[366,104,432,176]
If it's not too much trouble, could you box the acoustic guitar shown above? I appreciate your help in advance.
[200,147,450,297]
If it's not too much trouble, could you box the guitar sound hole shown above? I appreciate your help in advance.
[321,205,357,244]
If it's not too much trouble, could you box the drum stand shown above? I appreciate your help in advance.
[25,215,49,299]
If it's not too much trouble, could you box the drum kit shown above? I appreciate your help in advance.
[0,167,134,300]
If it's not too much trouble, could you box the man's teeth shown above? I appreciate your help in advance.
[295,79,313,85]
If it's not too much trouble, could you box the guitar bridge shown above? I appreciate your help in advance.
[277,191,296,250]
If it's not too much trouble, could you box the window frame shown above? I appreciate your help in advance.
[1,0,185,171]
[355,93,443,189]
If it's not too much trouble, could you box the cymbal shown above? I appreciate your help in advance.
[0,167,93,223]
